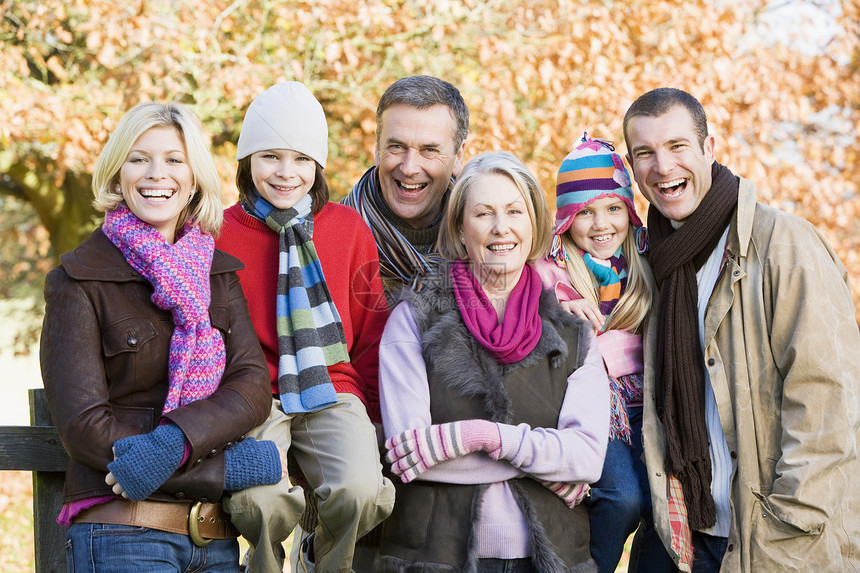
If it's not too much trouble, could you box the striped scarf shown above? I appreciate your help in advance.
[242,190,349,414]
[342,166,447,290]
[582,247,640,443]
[103,204,225,414]
[581,246,627,324]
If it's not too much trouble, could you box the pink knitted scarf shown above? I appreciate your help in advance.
[451,260,542,364]
[103,204,226,414]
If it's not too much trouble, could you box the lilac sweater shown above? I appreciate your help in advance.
[379,301,609,559]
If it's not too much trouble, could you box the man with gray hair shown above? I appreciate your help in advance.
[343,75,469,298]
[289,76,469,572]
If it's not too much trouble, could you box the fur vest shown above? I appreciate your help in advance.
[377,266,598,573]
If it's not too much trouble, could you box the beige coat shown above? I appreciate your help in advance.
[641,177,860,572]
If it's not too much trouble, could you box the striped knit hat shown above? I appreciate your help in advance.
[551,133,646,263]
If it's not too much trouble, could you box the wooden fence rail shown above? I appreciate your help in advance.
[0,388,69,573]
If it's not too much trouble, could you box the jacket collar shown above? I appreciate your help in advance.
[60,227,243,282]
[726,176,757,259]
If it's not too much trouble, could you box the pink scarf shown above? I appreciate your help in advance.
[451,260,542,364]
[103,204,226,414]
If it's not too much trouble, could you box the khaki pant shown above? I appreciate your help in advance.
[224,394,395,573]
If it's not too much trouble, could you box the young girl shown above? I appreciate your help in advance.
[215,81,395,573]
[535,134,673,573]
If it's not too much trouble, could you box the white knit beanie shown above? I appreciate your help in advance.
[236,81,328,168]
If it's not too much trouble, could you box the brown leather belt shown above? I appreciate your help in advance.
[73,499,238,546]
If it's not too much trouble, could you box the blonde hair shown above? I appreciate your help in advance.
[92,102,223,236]
[561,229,654,332]
[439,151,552,263]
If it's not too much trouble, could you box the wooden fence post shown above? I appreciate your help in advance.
[29,388,68,573]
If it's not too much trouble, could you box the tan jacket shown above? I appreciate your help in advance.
[641,177,860,572]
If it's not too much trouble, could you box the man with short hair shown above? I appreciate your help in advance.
[624,87,860,572]
[290,76,470,572]
[343,75,469,297]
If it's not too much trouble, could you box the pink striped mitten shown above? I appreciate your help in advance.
[385,419,501,483]
[538,479,590,509]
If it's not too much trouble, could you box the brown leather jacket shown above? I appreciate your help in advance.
[40,228,272,504]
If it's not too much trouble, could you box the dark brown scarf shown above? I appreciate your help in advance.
[647,162,739,530]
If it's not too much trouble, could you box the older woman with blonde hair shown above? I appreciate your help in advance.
[41,101,283,572]
[377,151,610,573]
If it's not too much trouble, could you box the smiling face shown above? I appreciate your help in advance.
[250,149,316,210]
[119,126,194,243]
[460,173,533,293]
[568,196,630,260]
[375,103,465,229]
[626,105,715,224]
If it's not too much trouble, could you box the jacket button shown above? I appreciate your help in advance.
[708,358,715,366]
[127,336,138,348]
[175,492,186,499]
[728,544,734,552]
[733,270,741,277]
[208,449,218,458]
[194,458,203,466]
[227,327,232,335]
[199,497,208,503]
[730,451,737,459]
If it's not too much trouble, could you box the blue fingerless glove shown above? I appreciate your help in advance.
[107,423,186,501]
[223,437,282,491]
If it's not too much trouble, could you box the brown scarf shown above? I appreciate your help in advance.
[647,162,739,530]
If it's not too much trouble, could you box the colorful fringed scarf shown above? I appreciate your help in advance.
[343,166,448,290]
[581,246,642,444]
[242,190,348,414]
[103,204,225,414]
[607,372,643,445]
[581,246,628,323]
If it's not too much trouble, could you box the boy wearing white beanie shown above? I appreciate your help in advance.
[217,81,395,572]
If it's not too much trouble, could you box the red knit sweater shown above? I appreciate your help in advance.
[216,202,389,421]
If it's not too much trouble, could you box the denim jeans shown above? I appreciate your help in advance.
[627,404,678,573]
[477,557,537,573]
[66,522,239,573]
[628,518,680,572]
[691,531,728,573]
[589,406,675,573]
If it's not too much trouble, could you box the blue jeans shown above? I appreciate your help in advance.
[66,522,239,573]
[477,558,537,573]
[628,518,679,572]
[691,531,727,573]
[589,406,675,573]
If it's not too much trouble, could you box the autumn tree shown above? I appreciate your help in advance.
[2,0,859,322]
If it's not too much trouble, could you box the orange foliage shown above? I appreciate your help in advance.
[1,0,859,318]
